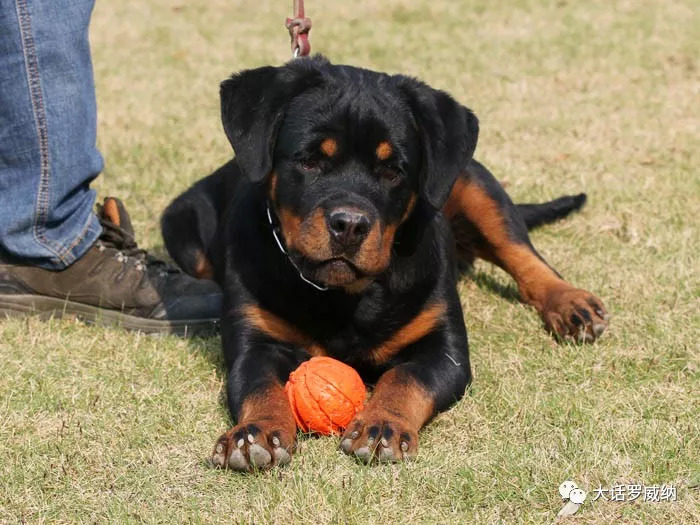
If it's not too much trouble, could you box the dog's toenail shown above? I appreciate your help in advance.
[247,433,255,444]
[400,441,408,452]
[215,443,223,453]
[380,437,389,447]
[272,436,280,446]
[237,438,244,448]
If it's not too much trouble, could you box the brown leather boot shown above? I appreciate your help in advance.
[0,198,221,336]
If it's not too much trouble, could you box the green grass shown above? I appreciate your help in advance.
[1,0,698,522]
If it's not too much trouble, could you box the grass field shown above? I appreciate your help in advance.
[1,0,698,522]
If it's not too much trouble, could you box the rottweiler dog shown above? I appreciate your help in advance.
[161,55,609,471]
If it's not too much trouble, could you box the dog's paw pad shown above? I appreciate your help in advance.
[211,442,227,468]
[248,443,272,468]
[339,409,417,464]
[542,287,609,343]
[211,422,295,473]
[228,448,249,471]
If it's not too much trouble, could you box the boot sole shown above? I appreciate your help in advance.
[0,294,219,337]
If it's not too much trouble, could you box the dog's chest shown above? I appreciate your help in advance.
[302,287,408,363]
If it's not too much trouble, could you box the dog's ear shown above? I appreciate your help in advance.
[395,77,479,210]
[220,57,326,182]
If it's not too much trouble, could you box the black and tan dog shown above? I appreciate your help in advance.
[161,55,609,471]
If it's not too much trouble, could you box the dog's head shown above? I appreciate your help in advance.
[221,56,478,290]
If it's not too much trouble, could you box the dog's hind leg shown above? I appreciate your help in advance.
[161,160,241,281]
[443,160,609,342]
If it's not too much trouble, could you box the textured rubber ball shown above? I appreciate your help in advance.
[284,356,366,435]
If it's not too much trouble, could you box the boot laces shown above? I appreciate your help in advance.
[98,217,179,278]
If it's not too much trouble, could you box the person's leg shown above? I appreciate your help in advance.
[0,0,102,269]
[0,1,222,335]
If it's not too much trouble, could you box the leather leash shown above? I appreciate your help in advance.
[286,0,312,57]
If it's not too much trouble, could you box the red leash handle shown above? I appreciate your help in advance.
[286,0,312,57]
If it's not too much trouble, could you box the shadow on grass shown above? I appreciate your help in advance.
[458,266,521,304]
[182,331,228,411]
[147,243,228,405]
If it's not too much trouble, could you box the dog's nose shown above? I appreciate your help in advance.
[328,209,371,247]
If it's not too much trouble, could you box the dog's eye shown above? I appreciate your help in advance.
[299,159,321,173]
[378,165,403,184]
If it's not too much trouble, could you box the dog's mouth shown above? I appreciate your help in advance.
[289,255,365,288]
[293,253,372,291]
[314,257,361,286]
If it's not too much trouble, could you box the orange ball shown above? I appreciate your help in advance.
[284,356,366,435]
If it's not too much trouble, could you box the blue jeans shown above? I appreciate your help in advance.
[0,0,102,269]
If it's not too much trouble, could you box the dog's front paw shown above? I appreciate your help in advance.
[339,408,418,463]
[211,419,296,472]
[541,285,609,343]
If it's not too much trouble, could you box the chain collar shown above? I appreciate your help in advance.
[266,202,329,291]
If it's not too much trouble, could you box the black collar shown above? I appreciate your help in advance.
[266,201,329,291]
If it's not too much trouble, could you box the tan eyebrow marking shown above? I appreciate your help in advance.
[376,141,393,161]
[320,138,338,157]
